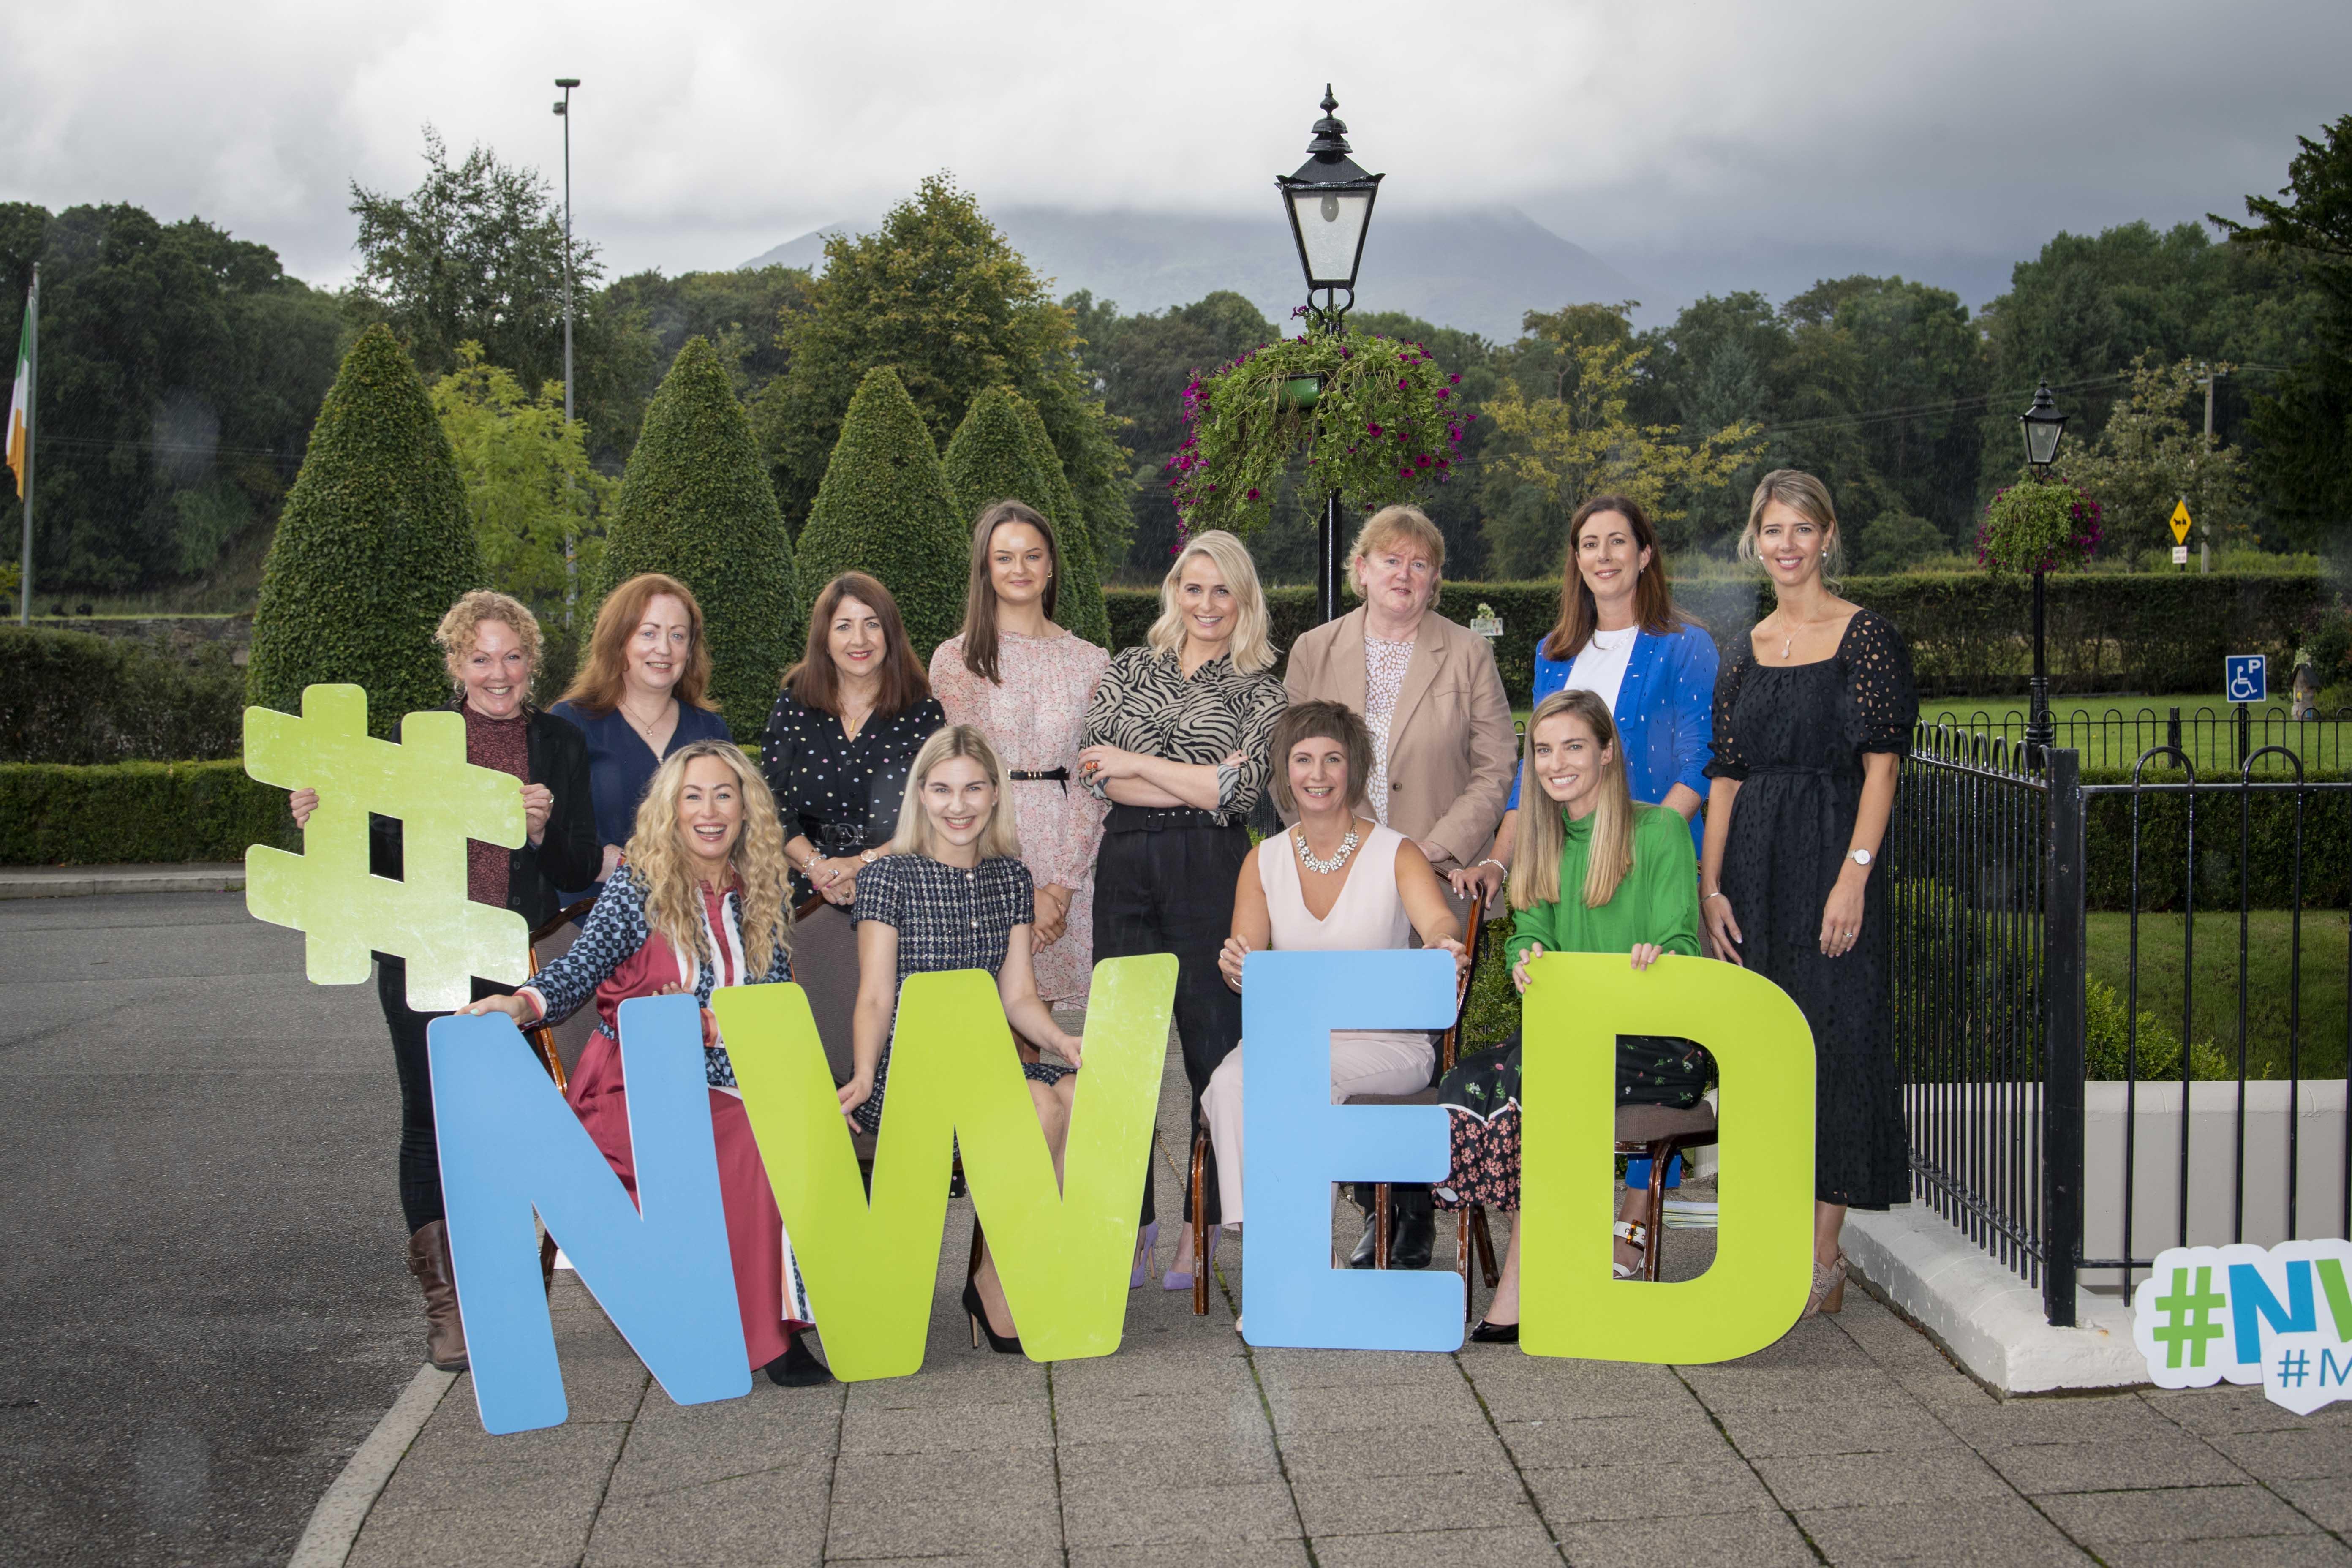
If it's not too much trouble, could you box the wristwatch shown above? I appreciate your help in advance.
[860,848,879,866]
[1848,849,1873,868]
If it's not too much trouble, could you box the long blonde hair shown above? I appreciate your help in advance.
[1510,689,1636,913]
[1146,528,1275,673]
[1737,469,1844,582]
[887,724,1024,862]
[622,740,793,969]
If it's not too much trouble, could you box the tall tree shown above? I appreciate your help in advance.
[601,264,812,404]
[941,385,1112,647]
[597,338,795,741]
[247,325,482,734]
[2051,356,2249,553]
[793,366,966,657]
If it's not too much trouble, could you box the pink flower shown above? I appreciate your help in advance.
[1246,488,1261,500]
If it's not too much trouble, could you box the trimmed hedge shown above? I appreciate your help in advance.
[0,760,295,865]
[0,626,244,763]
[2082,765,2350,912]
[1013,395,1111,649]
[796,367,967,658]
[942,387,1111,648]
[1105,570,2329,698]
[598,337,798,744]
[248,324,485,737]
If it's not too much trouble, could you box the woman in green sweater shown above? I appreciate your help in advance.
[1436,687,1712,1341]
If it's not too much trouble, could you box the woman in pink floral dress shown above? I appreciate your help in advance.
[928,501,1111,1005]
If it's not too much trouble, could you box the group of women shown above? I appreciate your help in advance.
[298,464,1916,1383]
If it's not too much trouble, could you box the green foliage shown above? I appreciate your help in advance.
[0,200,345,591]
[1013,395,1110,648]
[2084,977,2237,1083]
[247,325,484,736]
[0,759,295,864]
[598,337,796,742]
[2051,357,2248,548]
[754,176,1128,567]
[602,264,812,403]
[430,345,614,621]
[941,386,1111,647]
[2080,762,2350,911]
[794,365,964,657]
[0,625,244,762]
[1975,479,2104,576]
[1855,512,1946,574]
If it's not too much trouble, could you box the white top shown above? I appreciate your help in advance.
[1361,633,1414,826]
[1563,625,1638,714]
[1258,822,1427,1054]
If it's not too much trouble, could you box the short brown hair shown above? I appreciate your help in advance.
[1348,504,1446,595]
[1268,700,1375,816]
[785,572,930,718]
[560,573,715,716]
[436,590,543,696]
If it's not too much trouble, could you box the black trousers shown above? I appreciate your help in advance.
[378,962,513,1235]
[1092,811,1250,1228]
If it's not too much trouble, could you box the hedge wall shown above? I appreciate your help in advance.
[0,761,295,865]
[1105,570,2329,698]
[0,626,244,764]
[2081,766,2350,911]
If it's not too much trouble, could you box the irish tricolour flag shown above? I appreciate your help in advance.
[5,290,26,498]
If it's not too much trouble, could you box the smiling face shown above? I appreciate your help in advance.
[988,521,1052,611]
[1354,539,1437,622]
[1285,732,1352,821]
[1176,553,1237,650]
[919,753,997,852]
[826,594,886,683]
[626,593,694,698]
[1753,499,1833,591]
[1575,510,1651,615]
[1530,709,1614,819]
[454,615,533,720]
[675,754,746,870]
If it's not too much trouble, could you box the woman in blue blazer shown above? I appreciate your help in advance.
[1459,494,1719,1265]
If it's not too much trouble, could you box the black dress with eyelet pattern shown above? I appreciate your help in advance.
[760,690,947,903]
[1705,608,1918,1210]
[847,852,1070,1135]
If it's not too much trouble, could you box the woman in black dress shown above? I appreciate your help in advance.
[1700,470,1917,1318]
[762,572,947,908]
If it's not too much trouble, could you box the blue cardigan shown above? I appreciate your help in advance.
[547,698,736,904]
[1506,623,1720,856]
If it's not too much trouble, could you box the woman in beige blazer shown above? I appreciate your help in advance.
[1281,504,1518,1268]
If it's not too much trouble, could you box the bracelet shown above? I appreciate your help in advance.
[1703,890,1727,903]
[1477,858,1507,874]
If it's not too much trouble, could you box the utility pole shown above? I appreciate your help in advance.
[555,78,580,625]
[2195,362,2218,574]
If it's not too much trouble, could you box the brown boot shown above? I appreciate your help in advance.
[406,1221,469,1372]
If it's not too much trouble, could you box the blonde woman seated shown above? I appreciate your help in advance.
[1196,701,1469,1265]
[461,741,830,1386]
[838,725,1084,1355]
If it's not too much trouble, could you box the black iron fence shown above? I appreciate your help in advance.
[1890,721,2351,1325]
[1930,703,2352,773]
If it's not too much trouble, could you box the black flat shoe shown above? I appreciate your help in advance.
[1468,1318,1519,1343]
[962,1279,1022,1355]
[764,1336,833,1386]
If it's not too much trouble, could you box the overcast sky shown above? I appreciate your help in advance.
[4,0,2347,318]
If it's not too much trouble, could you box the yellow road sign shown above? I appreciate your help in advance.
[2170,498,2194,544]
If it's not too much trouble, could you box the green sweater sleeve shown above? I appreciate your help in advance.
[1505,892,1558,969]
[1635,806,1702,956]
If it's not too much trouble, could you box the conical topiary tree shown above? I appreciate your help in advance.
[248,323,485,735]
[598,337,796,743]
[1013,396,1111,648]
[795,366,965,657]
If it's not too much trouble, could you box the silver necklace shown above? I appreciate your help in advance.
[1293,825,1361,876]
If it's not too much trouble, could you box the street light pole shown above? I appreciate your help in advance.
[2019,380,2068,758]
[554,78,580,621]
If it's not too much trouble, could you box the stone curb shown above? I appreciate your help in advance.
[286,1364,457,1568]
[0,864,245,899]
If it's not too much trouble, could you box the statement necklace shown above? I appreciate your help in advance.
[1293,825,1361,876]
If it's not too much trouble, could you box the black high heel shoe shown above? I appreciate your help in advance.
[962,1278,1022,1354]
[1468,1318,1519,1344]
[763,1335,833,1386]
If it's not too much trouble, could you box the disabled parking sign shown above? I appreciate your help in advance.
[2226,654,2267,704]
[2132,1239,2352,1410]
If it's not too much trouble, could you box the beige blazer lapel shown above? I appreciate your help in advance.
[1387,612,1448,750]
[1327,607,1370,714]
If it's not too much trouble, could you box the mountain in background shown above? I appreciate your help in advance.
[742,203,1640,342]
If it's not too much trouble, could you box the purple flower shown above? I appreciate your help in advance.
[1246,488,1261,501]
[1436,389,1449,401]
[1367,422,1383,437]
[1448,373,1462,385]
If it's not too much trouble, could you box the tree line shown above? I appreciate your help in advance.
[5,116,2348,602]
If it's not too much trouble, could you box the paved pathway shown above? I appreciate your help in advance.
[340,1049,2352,1567]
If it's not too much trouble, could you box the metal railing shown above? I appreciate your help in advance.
[1929,703,2352,772]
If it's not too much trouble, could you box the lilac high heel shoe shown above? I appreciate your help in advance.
[1129,1223,1157,1290]
[1162,1224,1222,1291]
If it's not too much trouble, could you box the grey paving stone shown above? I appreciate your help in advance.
[1458,1356,1693,1423]
[823,1449,1061,1559]
[1309,1523,1566,1568]
[1675,1364,1912,1413]
[1058,1473,1301,1549]
[1277,1423,1512,1481]
[1750,1446,2012,1511]
[1710,1314,1884,1370]
[1050,1383,1270,1445]
[2142,1384,2352,1436]
[1251,1346,1467,1390]
[2275,1475,2352,1533]
[580,1464,830,1565]
[839,1357,1048,1410]
[2210,1425,2352,1481]
[2093,1536,2352,1567]
[1795,1494,2093,1565]
[1490,1406,1726,1468]
[1055,1433,1282,1488]
[1066,1541,1311,1568]
[347,1421,626,1568]
[839,1394,1054,1455]
[1261,1380,1492,1436]
[1712,1398,1960,1458]
[1551,1508,1816,1567]
[1983,1433,2251,1494]
[1290,1463,1536,1537]
[1520,1455,1776,1523]
[605,1383,841,1498]
[1937,1391,2177,1448]
[2039,1482,2322,1546]
[828,1552,1062,1568]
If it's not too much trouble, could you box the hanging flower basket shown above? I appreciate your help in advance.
[1166,329,1469,537]
[1974,480,2104,577]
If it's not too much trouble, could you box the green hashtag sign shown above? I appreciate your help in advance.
[2151,1265,2230,1369]
[244,684,528,1010]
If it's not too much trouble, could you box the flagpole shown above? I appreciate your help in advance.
[16,264,34,626]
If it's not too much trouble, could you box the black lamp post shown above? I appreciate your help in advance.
[554,77,581,621]
[2020,380,2068,755]
[1276,87,1383,623]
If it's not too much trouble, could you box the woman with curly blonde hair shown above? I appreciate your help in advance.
[464,740,830,1385]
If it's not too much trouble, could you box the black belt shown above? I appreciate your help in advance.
[1009,767,1070,790]
[1105,805,1234,832]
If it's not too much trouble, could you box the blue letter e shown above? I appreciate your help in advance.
[1239,949,1461,1350]
[430,996,750,1433]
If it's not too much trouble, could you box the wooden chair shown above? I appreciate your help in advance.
[523,898,601,1090]
[1184,891,1489,1315]
[1612,1102,1718,1282]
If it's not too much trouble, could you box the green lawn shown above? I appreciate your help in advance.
[2087,909,2347,1080]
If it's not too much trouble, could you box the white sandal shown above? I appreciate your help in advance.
[1612,1219,1649,1279]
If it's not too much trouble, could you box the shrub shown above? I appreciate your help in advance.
[2081,763,2349,911]
[1013,395,1111,649]
[0,760,296,865]
[0,626,245,763]
[795,366,966,657]
[598,337,797,743]
[2083,977,2231,1082]
[247,324,485,736]
[1856,512,1945,575]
